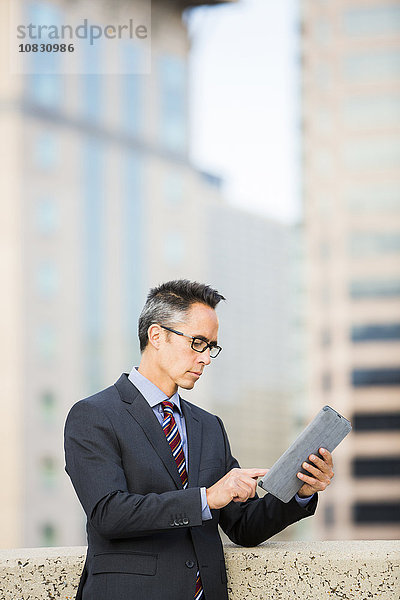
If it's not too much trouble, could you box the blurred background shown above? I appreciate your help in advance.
[1,0,399,548]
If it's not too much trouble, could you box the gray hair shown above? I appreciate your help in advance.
[138,279,225,352]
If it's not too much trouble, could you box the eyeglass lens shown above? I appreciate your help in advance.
[191,338,220,357]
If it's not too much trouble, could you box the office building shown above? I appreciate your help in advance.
[0,0,234,548]
[301,0,400,539]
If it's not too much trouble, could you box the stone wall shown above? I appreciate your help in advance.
[0,541,398,599]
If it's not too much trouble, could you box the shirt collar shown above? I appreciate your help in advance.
[128,366,181,413]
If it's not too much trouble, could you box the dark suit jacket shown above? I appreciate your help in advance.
[64,373,317,600]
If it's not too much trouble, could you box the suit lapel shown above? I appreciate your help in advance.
[181,398,202,488]
[114,374,183,490]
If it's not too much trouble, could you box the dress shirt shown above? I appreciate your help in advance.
[128,367,313,514]
[128,366,212,520]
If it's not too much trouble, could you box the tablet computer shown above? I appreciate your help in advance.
[258,405,351,503]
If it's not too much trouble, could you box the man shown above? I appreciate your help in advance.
[64,280,334,600]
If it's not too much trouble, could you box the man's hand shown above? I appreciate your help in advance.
[297,447,334,497]
[206,468,268,510]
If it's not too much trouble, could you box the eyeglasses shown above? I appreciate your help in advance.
[160,325,222,358]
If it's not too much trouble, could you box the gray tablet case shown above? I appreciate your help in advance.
[258,405,352,503]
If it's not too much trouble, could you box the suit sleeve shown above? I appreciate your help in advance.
[64,400,203,540]
[216,417,318,547]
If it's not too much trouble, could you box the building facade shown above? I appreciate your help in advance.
[301,0,400,539]
[0,0,236,548]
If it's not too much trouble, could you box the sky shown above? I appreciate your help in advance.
[187,0,301,224]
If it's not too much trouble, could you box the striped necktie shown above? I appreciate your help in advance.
[161,401,204,600]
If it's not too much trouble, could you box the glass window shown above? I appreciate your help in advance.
[344,51,400,82]
[351,323,400,342]
[353,502,400,523]
[353,457,400,478]
[121,43,143,136]
[36,198,59,234]
[320,241,330,259]
[315,63,332,88]
[353,412,400,431]
[82,42,103,120]
[343,138,400,170]
[121,150,143,364]
[315,151,333,175]
[83,76,102,122]
[315,20,331,44]
[27,75,62,108]
[39,391,56,423]
[349,232,400,256]
[321,329,332,347]
[344,5,400,36]
[343,95,400,128]
[34,132,58,170]
[316,109,333,134]
[320,283,331,304]
[317,195,334,217]
[164,171,184,207]
[36,261,59,297]
[321,372,332,391]
[40,456,57,489]
[346,183,400,213]
[36,324,57,360]
[164,233,184,266]
[83,140,104,336]
[158,55,187,153]
[83,140,105,392]
[349,278,400,298]
[40,522,57,547]
[352,368,400,387]
[30,1,62,27]
[324,503,335,526]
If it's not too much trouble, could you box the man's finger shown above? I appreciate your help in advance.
[319,448,333,466]
[233,480,253,499]
[297,472,318,486]
[302,462,322,478]
[303,461,333,483]
[308,452,331,472]
[234,474,258,494]
[240,468,268,478]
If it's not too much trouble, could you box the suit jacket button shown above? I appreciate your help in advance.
[174,519,180,526]
[183,517,189,525]
[185,560,195,569]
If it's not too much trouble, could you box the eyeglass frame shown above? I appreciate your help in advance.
[159,325,222,358]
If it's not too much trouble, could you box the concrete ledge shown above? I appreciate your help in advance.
[225,541,399,599]
[0,541,399,599]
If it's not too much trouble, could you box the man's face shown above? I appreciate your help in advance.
[157,302,219,392]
